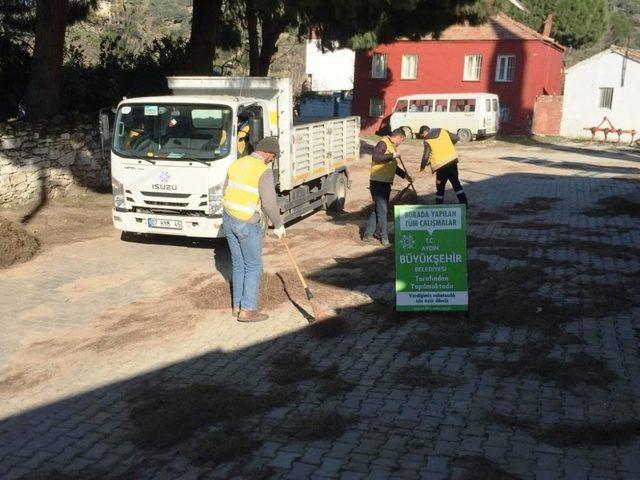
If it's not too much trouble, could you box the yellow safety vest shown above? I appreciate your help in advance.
[237,124,250,155]
[370,136,397,183]
[222,154,269,221]
[425,129,458,173]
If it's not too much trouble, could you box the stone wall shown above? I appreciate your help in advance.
[0,117,110,207]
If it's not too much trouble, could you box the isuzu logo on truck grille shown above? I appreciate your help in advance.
[159,171,171,182]
[151,184,178,191]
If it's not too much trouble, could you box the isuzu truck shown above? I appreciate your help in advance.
[101,77,359,238]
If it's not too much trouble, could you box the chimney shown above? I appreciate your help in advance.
[541,14,554,38]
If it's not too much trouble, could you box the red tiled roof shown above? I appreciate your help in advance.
[421,12,565,50]
[610,44,640,62]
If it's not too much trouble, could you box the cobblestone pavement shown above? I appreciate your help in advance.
[1,139,639,479]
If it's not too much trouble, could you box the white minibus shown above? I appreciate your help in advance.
[389,93,499,141]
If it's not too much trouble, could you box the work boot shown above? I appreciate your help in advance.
[362,235,376,243]
[231,306,239,317]
[237,310,269,322]
[381,238,390,246]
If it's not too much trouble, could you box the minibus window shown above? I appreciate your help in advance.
[409,99,433,112]
[492,99,498,111]
[451,99,476,112]
[395,100,408,112]
[486,99,491,111]
[435,99,449,112]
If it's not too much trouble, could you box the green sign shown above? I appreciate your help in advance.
[394,204,468,312]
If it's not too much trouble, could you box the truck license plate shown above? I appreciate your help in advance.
[148,218,183,230]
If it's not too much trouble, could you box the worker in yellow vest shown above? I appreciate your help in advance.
[222,136,285,322]
[419,126,468,205]
[237,119,251,155]
[362,128,411,246]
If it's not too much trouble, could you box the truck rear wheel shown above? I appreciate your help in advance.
[324,173,348,212]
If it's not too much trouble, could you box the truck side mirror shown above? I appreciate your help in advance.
[249,116,264,146]
[98,108,112,160]
[99,111,111,142]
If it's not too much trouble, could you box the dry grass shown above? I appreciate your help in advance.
[190,270,305,311]
[452,455,521,480]
[537,420,640,447]
[394,365,462,388]
[490,414,640,447]
[473,347,616,388]
[317,364,354,396]
[0,216,40,268]
[583,195,640,218]
[188,427,262,465]
[469,211,512,222]
[506,196,561,215]
[310,315,351,338]
[128,383,295,449]
[268,352,319,385]
[290,409,355,441]
[399,322,482,356]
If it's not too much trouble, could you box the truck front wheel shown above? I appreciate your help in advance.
[324,173,348,212]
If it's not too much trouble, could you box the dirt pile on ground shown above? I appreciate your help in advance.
[0,216,40,268]
[190,270,307,311]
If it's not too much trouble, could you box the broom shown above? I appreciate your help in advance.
[281,237,331,322]
[391,156,419,205]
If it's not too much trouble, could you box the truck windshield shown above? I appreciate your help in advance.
[113,104,233,161]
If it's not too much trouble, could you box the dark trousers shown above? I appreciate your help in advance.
[435,162,467,205]
[364,180,391,240]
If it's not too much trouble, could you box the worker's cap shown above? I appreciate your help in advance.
[256,136,280,158]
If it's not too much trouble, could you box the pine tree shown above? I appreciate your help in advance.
[501,0,609,48]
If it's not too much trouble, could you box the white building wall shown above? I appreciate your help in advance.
[305,40,355,92]
[561,50,640,139]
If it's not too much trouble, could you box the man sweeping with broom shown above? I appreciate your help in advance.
[222,136,286,322]
[419,126,468,206]
[362,128,412,246]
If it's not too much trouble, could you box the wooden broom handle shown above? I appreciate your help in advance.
[281,237,309,289]
[397,155,418,195]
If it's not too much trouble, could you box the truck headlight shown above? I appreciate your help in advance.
[208,183,224,216]
[112,176,125,209]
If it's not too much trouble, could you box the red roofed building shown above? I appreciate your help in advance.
[352,13,565,134]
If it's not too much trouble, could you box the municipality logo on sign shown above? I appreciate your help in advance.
[400,207,461,234]
[400,234,415,249]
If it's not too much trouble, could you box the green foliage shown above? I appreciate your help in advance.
[300,0,496,50]
[500,0,609,48]
[60,34,187,113]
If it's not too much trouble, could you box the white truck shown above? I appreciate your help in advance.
[100,76,359,238]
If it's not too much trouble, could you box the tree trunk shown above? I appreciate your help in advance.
[258,14,281,76]
[183,0,223,75]
[246,0,260,76]
[26,0,70,120]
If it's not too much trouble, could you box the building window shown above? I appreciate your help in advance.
[599,88,614,109]
[495,55,516,82]
[401,54,418,79]
[463,54,482,81]
[369,98,385,117]
[371,53,388,79]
